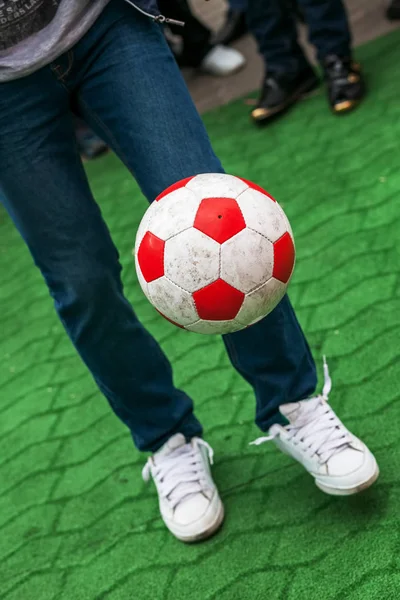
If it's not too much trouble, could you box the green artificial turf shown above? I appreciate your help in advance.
[1,29,400,600]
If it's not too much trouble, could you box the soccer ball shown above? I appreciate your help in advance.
[134,174,295,334]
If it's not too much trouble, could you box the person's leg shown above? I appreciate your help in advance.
[246,0,318,124]
[0,67,202,455]
[42,4,228,541]
[246,0,309,77]
[297,0,351,62]
[223,296,317,431]
[297,0,365,114]
[70,0,318,429]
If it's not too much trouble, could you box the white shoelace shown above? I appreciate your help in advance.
[142,439,214,510]
[250,357,353,464]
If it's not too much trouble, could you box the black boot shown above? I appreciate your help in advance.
[251,66,319,125]
[323,55,366,114]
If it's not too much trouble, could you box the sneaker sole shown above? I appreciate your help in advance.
[170,497,225,543]
[315,461,380,496]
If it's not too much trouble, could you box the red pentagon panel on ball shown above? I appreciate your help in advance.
[272,232,295,283]
[193,279,245,320]
[238,177,277,202]
[137,231,165,283]
[193,197,246,244]
[155,176,195,202]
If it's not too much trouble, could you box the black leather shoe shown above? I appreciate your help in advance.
[251,67,319,125]
[386,0,400,19]
[213,10,247,46]
[323,55,366,114]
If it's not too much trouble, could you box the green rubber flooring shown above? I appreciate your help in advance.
[1,29,400,600]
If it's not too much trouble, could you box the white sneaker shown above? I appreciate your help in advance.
[200,44,246,76]
[142,433,224,542]
[251,359,379,496]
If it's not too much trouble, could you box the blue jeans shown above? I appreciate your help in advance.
[0,0,317,452]
[246,0,352,75]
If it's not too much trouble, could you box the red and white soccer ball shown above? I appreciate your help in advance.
[134,174,295,334]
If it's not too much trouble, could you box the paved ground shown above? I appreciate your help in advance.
[1,8,400,600]
[186,0,400,112]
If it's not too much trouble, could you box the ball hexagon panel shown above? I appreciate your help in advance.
[236,277,286,325]
[193,279,245,321]
[137,231,165,283]
[193,197,246,244]
[220,228,274,293]
[164,228,220,293]
[148,277,199,326]
[273,232,295,284]
[186,318,245,335]
[236,188,287,243]
[148,187,201,241]
[186,173,249,199]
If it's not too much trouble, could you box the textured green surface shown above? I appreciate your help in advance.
[1,30,400,600]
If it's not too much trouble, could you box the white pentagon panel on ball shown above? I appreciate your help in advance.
[135,254,150,297]
[185,319,245,335]
[134,200,159,253]
[236,188,287,242]
[164,228,220,293]
[220,228,274,293]
[148,277,198,326]
[148,187,201,240]
[186,173,249,200]
[236,277,286,326]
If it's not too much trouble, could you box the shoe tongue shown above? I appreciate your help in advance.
[279,397,321,424]
[155,433,187,458]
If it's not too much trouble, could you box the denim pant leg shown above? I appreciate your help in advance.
[246,0,310,76]
[223,296,317,431]
[297,0,352,61]
[0,67,202,454]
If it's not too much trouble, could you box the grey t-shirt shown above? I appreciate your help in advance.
[0,0,112,82]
